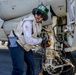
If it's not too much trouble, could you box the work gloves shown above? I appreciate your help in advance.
[41,36,47,48]
[41,36,51,48]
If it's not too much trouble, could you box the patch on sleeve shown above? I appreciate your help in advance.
[25,26,28,30]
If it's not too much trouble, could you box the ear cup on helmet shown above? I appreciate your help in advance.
[43,15,48,21]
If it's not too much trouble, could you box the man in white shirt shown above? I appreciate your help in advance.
[8,4,49,75]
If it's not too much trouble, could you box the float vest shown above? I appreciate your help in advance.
[11,15,42,51]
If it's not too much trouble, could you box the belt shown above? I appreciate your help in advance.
[12,30,18,39]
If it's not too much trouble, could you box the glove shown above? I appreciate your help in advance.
[41,36,47,48]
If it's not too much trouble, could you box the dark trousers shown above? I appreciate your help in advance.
[8,43,35,75]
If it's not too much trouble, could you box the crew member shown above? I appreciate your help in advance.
[8,4,49,75]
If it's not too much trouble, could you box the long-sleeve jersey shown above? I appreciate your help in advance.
[22,21,42,45]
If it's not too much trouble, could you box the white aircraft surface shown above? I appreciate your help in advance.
[0,0,66,40]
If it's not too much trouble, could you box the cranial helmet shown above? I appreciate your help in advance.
[32,4,49,21]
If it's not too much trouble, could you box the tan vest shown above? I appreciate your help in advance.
[11,15,42,51]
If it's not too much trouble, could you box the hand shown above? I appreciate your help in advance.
[41,36,47,48]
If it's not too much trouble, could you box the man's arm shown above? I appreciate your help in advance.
[22,21,42,45]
